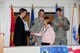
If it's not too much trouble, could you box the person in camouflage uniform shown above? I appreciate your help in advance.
[51,8,70,45]
[30,9,45,46]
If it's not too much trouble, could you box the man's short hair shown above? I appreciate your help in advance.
[19,8,27,15]
[56,8,62,12]
[39,9,44,13]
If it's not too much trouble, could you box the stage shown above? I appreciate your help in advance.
[4,46,80,53]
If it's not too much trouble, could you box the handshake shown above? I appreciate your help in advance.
[30,32,35,36]
[30,32,36,42]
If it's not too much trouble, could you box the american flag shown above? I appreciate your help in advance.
[40,46,80,53]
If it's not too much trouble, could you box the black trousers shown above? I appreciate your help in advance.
[14,31,30,46]
[41,42,50,45]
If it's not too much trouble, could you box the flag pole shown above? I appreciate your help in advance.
[10,5,15,46]
[71,4,75,45]
[71,3,79,45]
[55,2,58,11]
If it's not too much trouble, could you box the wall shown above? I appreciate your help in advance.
[0,0,80,46]
[0,6,4,33]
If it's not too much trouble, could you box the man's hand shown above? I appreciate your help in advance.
[59,22,64,28]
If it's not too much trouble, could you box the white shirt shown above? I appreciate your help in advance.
[19,16,29,31]
[23,20,29,31]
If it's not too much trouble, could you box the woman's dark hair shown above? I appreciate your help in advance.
[56,8,62,12]
[44,17,51,24]
[44,17,49,19]
[19,8,27,15]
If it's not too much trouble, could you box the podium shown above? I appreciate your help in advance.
[0,33,4,53]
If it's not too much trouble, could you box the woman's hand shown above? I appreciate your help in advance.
[30,32,34,35]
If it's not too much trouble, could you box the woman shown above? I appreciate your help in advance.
[31,17,55,45]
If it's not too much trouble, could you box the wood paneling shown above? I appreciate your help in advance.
[45,12,55,22]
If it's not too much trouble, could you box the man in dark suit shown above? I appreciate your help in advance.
[14,8,29,46]
[78,24,80,44]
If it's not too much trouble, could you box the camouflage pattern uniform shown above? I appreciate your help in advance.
[30,17,44,45]
[51,17,70,45]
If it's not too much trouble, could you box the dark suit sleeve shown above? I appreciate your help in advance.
[15,17,27,38]
[25,31,30,37]
[78,25,80,35]
[17,18,25,35]
[14,17,25,44]
[15,17,30,37]
[18,18,30,37]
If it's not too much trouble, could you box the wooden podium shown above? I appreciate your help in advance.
[0,33,4,53]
